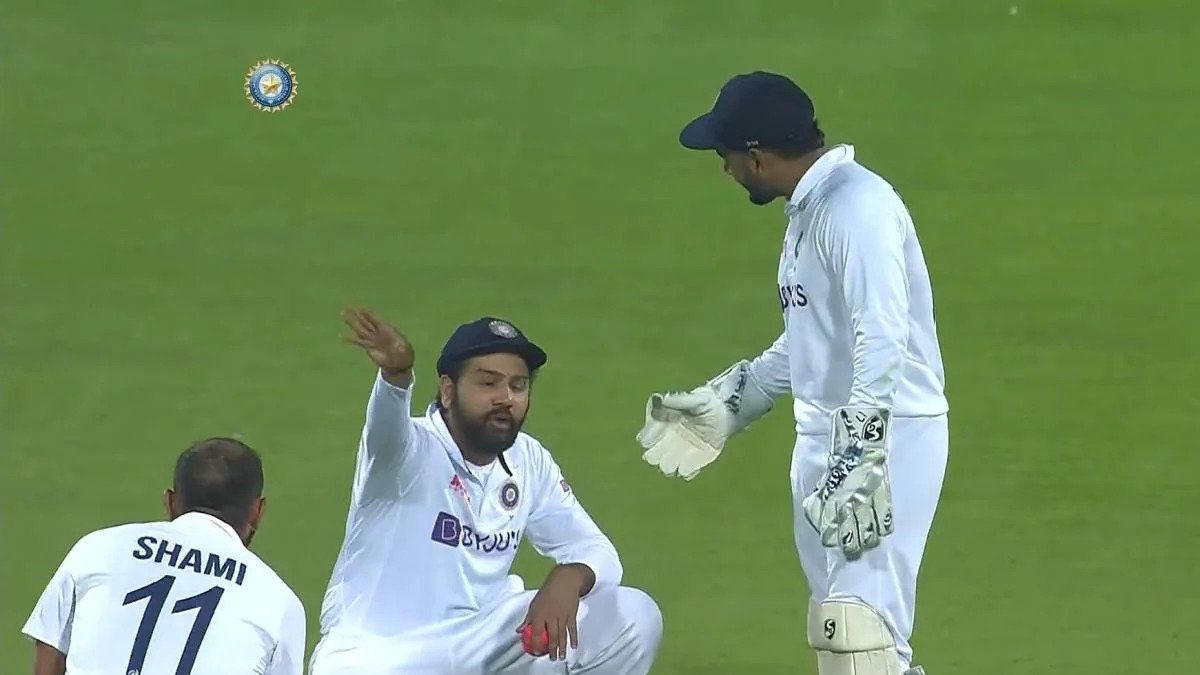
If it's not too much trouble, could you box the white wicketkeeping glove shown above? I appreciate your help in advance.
[801,406,895,561]
[636,361,774,480]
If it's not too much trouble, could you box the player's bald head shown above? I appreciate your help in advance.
[171,437,264,529]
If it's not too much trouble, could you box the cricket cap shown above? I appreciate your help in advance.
[436,317,547,376]
[679,71,818,152]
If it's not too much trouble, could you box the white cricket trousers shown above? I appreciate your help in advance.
[791,414,948,666]
[309,585,662,675]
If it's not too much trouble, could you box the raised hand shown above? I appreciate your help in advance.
[341,307,414,387]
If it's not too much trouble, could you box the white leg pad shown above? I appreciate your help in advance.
[807,599,908,675]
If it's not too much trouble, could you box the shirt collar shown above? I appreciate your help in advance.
[785,144,854,216]
[175,512,245,547]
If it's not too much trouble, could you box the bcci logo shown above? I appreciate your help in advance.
[244,59,297,112]
[499,479,520,511]
[489,320,518,339]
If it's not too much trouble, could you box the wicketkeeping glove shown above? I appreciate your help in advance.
[636,361,774,480]
[801,406,895,561]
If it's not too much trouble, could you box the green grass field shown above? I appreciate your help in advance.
[3,1,1197,672]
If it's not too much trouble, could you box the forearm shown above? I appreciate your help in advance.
[33,642,66,675]
[747,332,791,398]
[354,370,420,501]
[363,369,415,453]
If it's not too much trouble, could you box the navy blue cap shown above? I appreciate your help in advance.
[436,317,547,376]
[679,71,817,152]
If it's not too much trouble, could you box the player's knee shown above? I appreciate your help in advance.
[807,599,906,675]
[617,586,663,650]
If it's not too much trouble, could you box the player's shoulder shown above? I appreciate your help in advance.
[813,157,908,236]
[55,520,167,571]
[820,158,901,209]
[74,520,165,552]
[238,548,302,604]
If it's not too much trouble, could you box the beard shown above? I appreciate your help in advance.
[453,403,527,456]
[746,181,778,205]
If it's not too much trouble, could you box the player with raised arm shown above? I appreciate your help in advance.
[310,308,661,674]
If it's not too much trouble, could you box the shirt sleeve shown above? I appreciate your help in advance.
[747,331,791,397]
[352,370,425,503]
[524,453,623,594]
[22,539,84,654]
[820,187,911,409]
[265,593,306,675]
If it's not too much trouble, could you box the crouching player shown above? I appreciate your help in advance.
[310,308,662,674]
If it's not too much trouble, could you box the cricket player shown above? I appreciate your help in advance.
[22,437,306,675]
[637,72,948,675]
[309,308,661,674]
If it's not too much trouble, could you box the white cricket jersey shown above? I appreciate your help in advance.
[317,372,622,639]
[748,144,948,435]
[22,512,306,675]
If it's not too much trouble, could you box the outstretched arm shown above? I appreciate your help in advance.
[342,308,424,502]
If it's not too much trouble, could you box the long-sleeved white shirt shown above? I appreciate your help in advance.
[748,145,948,435]
[23,513,306,674]
[317,372,622,639]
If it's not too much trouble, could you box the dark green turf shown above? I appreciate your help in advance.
[3,1,1197,672]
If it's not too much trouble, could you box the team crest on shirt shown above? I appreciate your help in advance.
[498,478,520,510]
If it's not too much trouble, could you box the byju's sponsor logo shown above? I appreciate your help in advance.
[430,512,520,553]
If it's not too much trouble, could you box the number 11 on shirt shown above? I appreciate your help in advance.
[122,574,224,675]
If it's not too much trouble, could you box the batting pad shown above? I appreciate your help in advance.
[807,599,908,675]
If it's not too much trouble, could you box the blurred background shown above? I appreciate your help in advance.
[3,1,1197,672]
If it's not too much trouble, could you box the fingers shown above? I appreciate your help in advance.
[546,616,560,661]
[567,612,579,650]
[358,308,382,332]
[804,493,840,548]
[555,616,568,662]
[857,502,880,552]
[341,308,374,339]
[874,480,895,537]
[341,335,373,349]
[635,419,668,449]
[837,503,863,561]
[541,617,556,661]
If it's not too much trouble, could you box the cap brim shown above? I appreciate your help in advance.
[679,113,720,150]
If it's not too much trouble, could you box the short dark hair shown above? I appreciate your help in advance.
[173,438,264,529]
[761,120,825,158]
